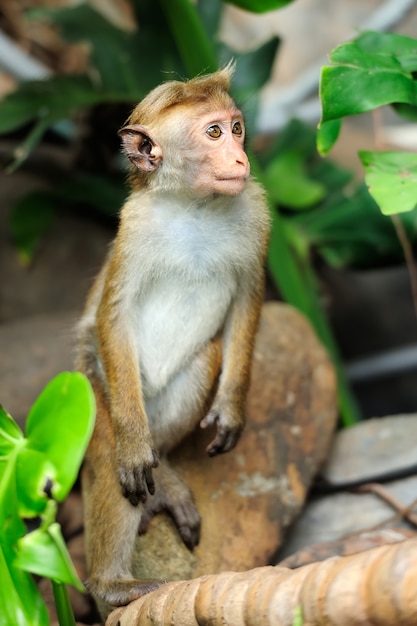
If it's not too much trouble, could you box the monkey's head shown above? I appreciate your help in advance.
[118,66,250,198]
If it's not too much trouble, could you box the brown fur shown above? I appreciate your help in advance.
[77,66,270,618]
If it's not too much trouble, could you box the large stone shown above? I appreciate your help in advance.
[130,301,337,583]
[320,413,417,484]
[278,414,417,559]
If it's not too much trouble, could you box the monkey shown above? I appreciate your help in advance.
[76,65,270,615]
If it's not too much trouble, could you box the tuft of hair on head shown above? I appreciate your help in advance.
[125,63,237,128]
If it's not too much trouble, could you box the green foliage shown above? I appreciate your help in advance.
[264,149,326,208]
[1,75,116,173]
[320,31,417,131]
[0,0,280,253]
[319,30,417,218]
[267,120,414,270]
[0,0,366,424]
[0,372,95,626]
[229,0,294,11]
[359,151,417,215]
[9,175,125,264]
[292,605,304,626]
[9,192,55,266]
[0,0,284,164]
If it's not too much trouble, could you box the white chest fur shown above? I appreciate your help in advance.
[124,192,260,397]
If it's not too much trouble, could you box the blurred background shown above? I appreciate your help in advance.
[2,0,417,425]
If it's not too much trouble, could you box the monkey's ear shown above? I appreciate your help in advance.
[118,124,163,173]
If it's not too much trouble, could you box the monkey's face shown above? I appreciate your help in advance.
[185,109,250,197]
[119,104,250,199]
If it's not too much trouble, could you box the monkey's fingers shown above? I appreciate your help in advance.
[143,464,156,496]
[118,451,159,506]
[205,425,241,457]
[171,502,201,550]
[119,468,148,506]
[139,477,201,549]
[200,410,217,429]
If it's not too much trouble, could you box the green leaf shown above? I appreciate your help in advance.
[0,407,24,455]
[9,191,55,265]
[359,151,417,215]
[392,102,417,121]
[264,150,326,208]
[320,64,417,122]
[57,174,126,216]
[0,75,106,135]
[159,0,218,76]
[15,522,84,590]
[320,31,417,124]
[336,31,417,73]
[0,544,49,626]
[227,0,295,12]
[228,37,280,135]
[16,448,56,517]
[0,74,130,169]
[35,2,185,96]
[25,372,95,501]
[31,4,140,95]
[52,581,77,626]
[0,418,25,531]
[292,184,409,269]
[0,428,48,626]
[231,37,280,94]
[292,605,304,626]
[317,119,342,155]
[196,0,223,40]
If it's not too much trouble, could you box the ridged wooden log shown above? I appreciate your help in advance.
[106,537,417,626]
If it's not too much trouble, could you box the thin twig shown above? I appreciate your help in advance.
[391,214,417,322]
[354,483,417,527]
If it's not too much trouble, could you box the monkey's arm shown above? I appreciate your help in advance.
[96,267,158,506]
[201,274,264,456]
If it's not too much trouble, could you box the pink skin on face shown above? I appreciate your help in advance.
[189,109,250,197]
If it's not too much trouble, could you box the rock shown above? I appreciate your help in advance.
[278,528,417,568]
[320,414,417,484]
[278,414,417,559]
[1,299,337,624]
[130,302,337,583]
[0,311,77,427]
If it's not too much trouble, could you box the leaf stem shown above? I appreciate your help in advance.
[391,213,417,324]
[52,581,76,626]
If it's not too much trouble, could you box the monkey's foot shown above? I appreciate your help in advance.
[138,466,201,549]
[87,576,166,607]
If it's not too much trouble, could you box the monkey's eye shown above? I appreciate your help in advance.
[206,125,222,139]
[232,121,243,136]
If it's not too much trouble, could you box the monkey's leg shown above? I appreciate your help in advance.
[141,339,221,548]
[139,458,200,549]
[82,383,165,610]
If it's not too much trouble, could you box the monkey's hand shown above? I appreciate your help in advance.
[116,441,159,507]
[200,400,244,457]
